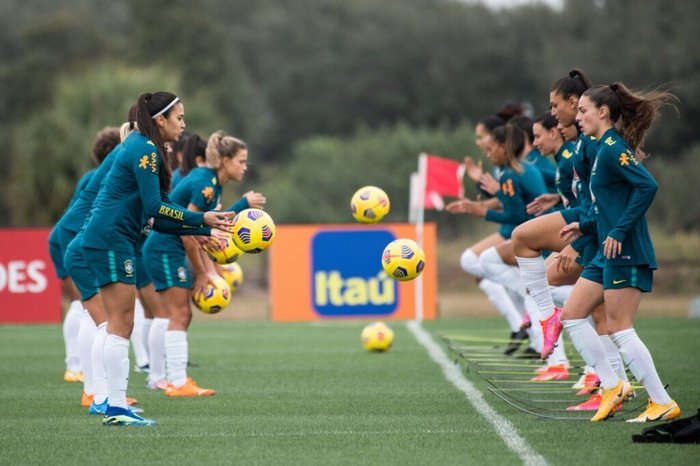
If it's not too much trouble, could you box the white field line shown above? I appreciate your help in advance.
[407,320,548,466]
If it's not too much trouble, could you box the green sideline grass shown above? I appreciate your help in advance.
[1,317,698,465]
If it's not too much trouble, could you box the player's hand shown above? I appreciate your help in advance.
[244,191,266,210]
[464,156,483,182]
[559,222,581,243]
[478,172,500,195]
[603,236,622,259]
[527,193,561,216]
[445,198,487,217]
[191,273,211,299]
[203,206,235,233]
[555,245,579,274]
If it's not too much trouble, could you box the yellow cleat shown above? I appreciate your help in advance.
[164,377,215,397]
[64,370,84,383]
[627,399,681,423]
[591,380,632,422]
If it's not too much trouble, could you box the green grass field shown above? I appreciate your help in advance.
[1,317,699,465]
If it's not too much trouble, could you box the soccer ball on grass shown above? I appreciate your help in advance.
[361,322,394,352]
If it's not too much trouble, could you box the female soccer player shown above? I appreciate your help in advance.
[142,131,265,396]
[559,83,680,422]
[50,127,121,384]
[80,92,235,426]
[447,123,548,353]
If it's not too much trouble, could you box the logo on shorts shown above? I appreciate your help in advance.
[177,266,187,282]
[612,279,627,285]
[124,260,134,277]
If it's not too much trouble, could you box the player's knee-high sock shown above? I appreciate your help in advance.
[612,328,672,404]
[148,318,169,384]
[460,249,485,278]
[550,285,573,309]
[104,334,130,409]
[92,323,108,404]
[515,255,555,321]
[478,279,521,332]
[165,330,188,388]
[63,300,84,372]
[77,313,97,396]
[546,332,568,367]
[131,299,149,368]
[563,319,619,389]
[599,335,628,382]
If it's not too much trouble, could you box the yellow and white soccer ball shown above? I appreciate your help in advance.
[192,275,231,314]
[218,262,244,293]
[381,238,425,281]
[206,234,244,264]
[361,322,394,352]
[350,186,390,224]
[231,208,276,254]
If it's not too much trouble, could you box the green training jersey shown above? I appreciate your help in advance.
[581,128,658,268]
[82,132,206,253]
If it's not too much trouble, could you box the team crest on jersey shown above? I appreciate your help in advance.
[561,149,572,159]
[604,136,615,146]
[177,266,187,282]
[211,177,218,185]
[124,259,134,277]
[201,186,215,202]
[501,178,515,197]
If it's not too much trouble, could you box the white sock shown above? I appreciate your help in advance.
[131,299,149,368]
[547,332,569,367]
[599,335,628,382]
[550,285,574,309]
[165,330,188,388]
[478,279,521,332]
[148,318,169,385]
[103,334,130,409]
[63,300,84,371]
[611,328,672,404]
[515,255,554,321]
[525,295,543,351]
[77,312,97,396]
[460,248,485,278]
[563,319,619,389]
[142,318,153,365]
[92,323,108,404]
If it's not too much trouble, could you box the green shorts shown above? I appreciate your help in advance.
[82,247,137,287]
[581,262,653,292]
[143,250,191,292]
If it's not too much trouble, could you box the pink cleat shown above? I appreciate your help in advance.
[519,312,532,331]
[575,373,601,396]
[539,307,563,360]
[531,364,569,381]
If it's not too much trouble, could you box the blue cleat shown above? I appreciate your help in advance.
[103,406,156,426]
[90,400,144,415]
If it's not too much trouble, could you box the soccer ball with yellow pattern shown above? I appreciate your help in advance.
[231,209,276,254]
[361,322,394,352]
[381,239,425,281]
[192,275,231,314]
[206,234,244,264]
[218,262,244,293]
[350,186,390,224]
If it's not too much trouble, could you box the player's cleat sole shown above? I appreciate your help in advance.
[81,391,94,407]
[103,406,156,426]
[504,330,529,356]
[164,378,215,397]
[591,380,632,422]
[64,370,84,383]
[539,307,563,360]
[627,400,681,423]
[531,364,569,381]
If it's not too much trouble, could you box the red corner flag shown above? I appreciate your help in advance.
[420,154,465,210]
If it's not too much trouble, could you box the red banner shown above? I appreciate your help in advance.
[0,228,62,323]
[422,154,465,210]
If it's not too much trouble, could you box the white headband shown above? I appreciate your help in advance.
[151,97,180,119]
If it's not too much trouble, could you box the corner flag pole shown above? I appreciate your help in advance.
[413,153,428,322]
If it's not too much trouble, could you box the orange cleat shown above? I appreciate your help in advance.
[164,377,215,397]
[81,391,94,407]
[64,370,84,383]
[575,373,601,395]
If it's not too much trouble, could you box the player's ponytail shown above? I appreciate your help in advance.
[182,134,207,176]
[491,124,524,173]
[136,91,179,192]
[583,83,677,159]
[206,131,247,169]
[551,68,592,100]
[119,105,139,142]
